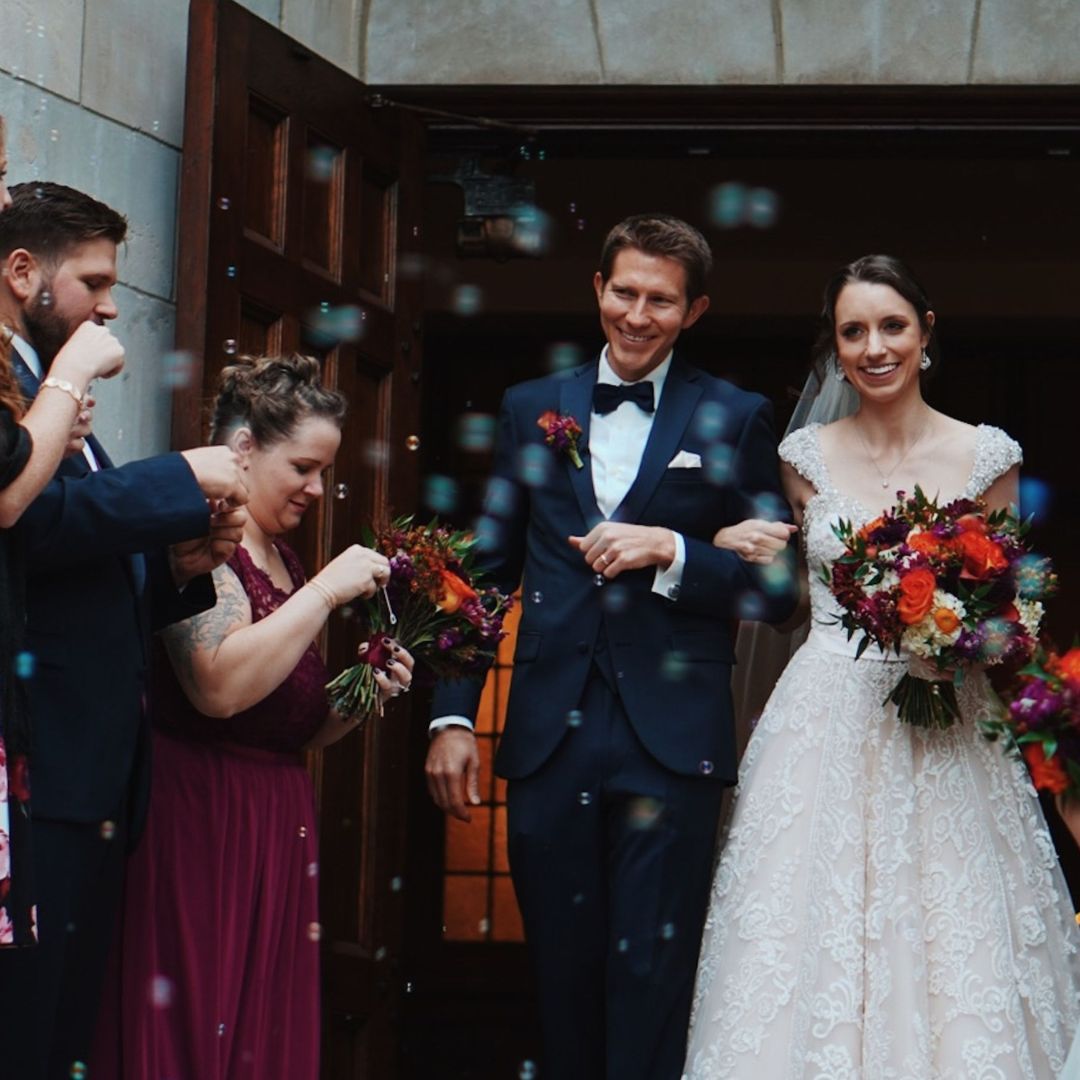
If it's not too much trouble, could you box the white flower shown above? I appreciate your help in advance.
[901,589,966,660]
[1015,598,1044,638]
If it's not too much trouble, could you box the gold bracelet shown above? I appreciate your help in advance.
[306,577,338,611]
[40,377,85,408]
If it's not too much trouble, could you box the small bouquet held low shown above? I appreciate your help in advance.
[826,486,1056,728]
[327,517,513,720]
[982,646,1080,798]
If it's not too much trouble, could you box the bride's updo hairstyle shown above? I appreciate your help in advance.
[209,353,346,447]
[810,254,938,390]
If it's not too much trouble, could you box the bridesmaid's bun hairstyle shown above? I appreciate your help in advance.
[210,353,346,446]
[811,254,938,388]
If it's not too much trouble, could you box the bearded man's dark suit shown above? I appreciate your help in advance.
[0,348,216,1079]
[433,355,796,1079]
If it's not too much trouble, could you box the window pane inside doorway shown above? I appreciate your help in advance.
[442,597,526,942]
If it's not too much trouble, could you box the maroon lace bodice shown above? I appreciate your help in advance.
[154,541,329,752]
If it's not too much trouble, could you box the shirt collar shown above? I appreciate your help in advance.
[597,345,673,396]
[11,332,43,379]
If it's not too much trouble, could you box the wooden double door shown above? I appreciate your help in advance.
[175,2,425,1074]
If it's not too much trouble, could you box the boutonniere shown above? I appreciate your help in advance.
[537,410,584,469]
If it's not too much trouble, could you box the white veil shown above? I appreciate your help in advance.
[729,366,858,758]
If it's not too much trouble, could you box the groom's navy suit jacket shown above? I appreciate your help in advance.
[12,350,213,837]
[434,356,795,785]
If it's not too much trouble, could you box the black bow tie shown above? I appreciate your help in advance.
[592,381,655,416]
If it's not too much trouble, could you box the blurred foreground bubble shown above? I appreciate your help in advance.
[626,796,664,831]
[13,651,35,679]
[517,444,552,488]
[693,400,728,442]
[1019,476,1052,523]
[307,303,365,346]
[482,476,516,518]
[473,515,501,554]
[704,444,734,486]
[149,974,175,1009]
[161,350,196,390]
[736,592,767,620]
[455,412,496,453]
[661,650,690,682]
[708,182,781,230]
[423,474,459,514]
[451,284,483,316]
[306,145,338,183]
[363,439,390,469]
[760,559,795,596]
[601,584,630,614]
[709,182,746,228]
[546,341,584,375]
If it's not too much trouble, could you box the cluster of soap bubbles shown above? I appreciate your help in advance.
[708,182,781,230]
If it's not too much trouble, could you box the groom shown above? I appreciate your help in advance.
[427,214,796,1079]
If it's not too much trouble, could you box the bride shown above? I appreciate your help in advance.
[684,254,1080,1078]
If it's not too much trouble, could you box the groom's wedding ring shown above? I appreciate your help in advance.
[600,552,610,566]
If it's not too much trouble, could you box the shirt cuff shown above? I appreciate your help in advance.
[652,530,686,601]
[429,715,475,737]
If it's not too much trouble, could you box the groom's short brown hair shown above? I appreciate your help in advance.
[598,214,713,303]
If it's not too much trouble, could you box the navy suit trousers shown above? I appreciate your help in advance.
[506,669,726,1080]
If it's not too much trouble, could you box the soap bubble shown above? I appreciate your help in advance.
[455,412,496,453]
[451,284,483,316]
[422,474,459,514]
[161,350,196,390]
[517,444,552,488]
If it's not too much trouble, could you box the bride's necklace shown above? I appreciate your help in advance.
[852,412,933,489]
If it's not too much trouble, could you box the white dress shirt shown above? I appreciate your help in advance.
[13,332,100,473]
[430,348,687,735]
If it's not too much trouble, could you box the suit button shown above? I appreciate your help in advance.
[576,641,589,655]
[667,583,680,600]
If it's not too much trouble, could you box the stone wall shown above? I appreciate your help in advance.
[0,0,1076,460]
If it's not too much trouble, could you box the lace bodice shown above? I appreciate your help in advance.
[779,423,1022,660]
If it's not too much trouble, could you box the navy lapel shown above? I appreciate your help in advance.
[559,362,603,530]
[611,357,703,524]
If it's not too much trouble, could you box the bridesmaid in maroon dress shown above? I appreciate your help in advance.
[92,354,412,1079]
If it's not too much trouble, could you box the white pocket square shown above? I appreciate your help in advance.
[667,450,702,469]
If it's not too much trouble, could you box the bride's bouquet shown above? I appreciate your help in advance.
[826,486,1056,728]
[981,646,1080,797]
[327,517,514,720]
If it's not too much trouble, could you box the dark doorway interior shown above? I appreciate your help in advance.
[401,117,1080,1079]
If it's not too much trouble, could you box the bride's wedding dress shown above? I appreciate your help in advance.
[684,423,1080,1079]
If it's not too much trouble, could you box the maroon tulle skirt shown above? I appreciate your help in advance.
[92,732,321,1079]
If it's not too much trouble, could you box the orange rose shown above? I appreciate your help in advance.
[897,568,936,626]
[436,570,478,614]
[953,530,1008,580]
[1023,743,1069,795]
[1057,648,1080,684]
[907,531,942,558]
[857,517,886,542]
[933,607,961,634]
[536,410,557,433]
[955,513,988,535]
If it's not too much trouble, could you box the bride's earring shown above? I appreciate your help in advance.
[920,351,931,371]
[831,355,846,383]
